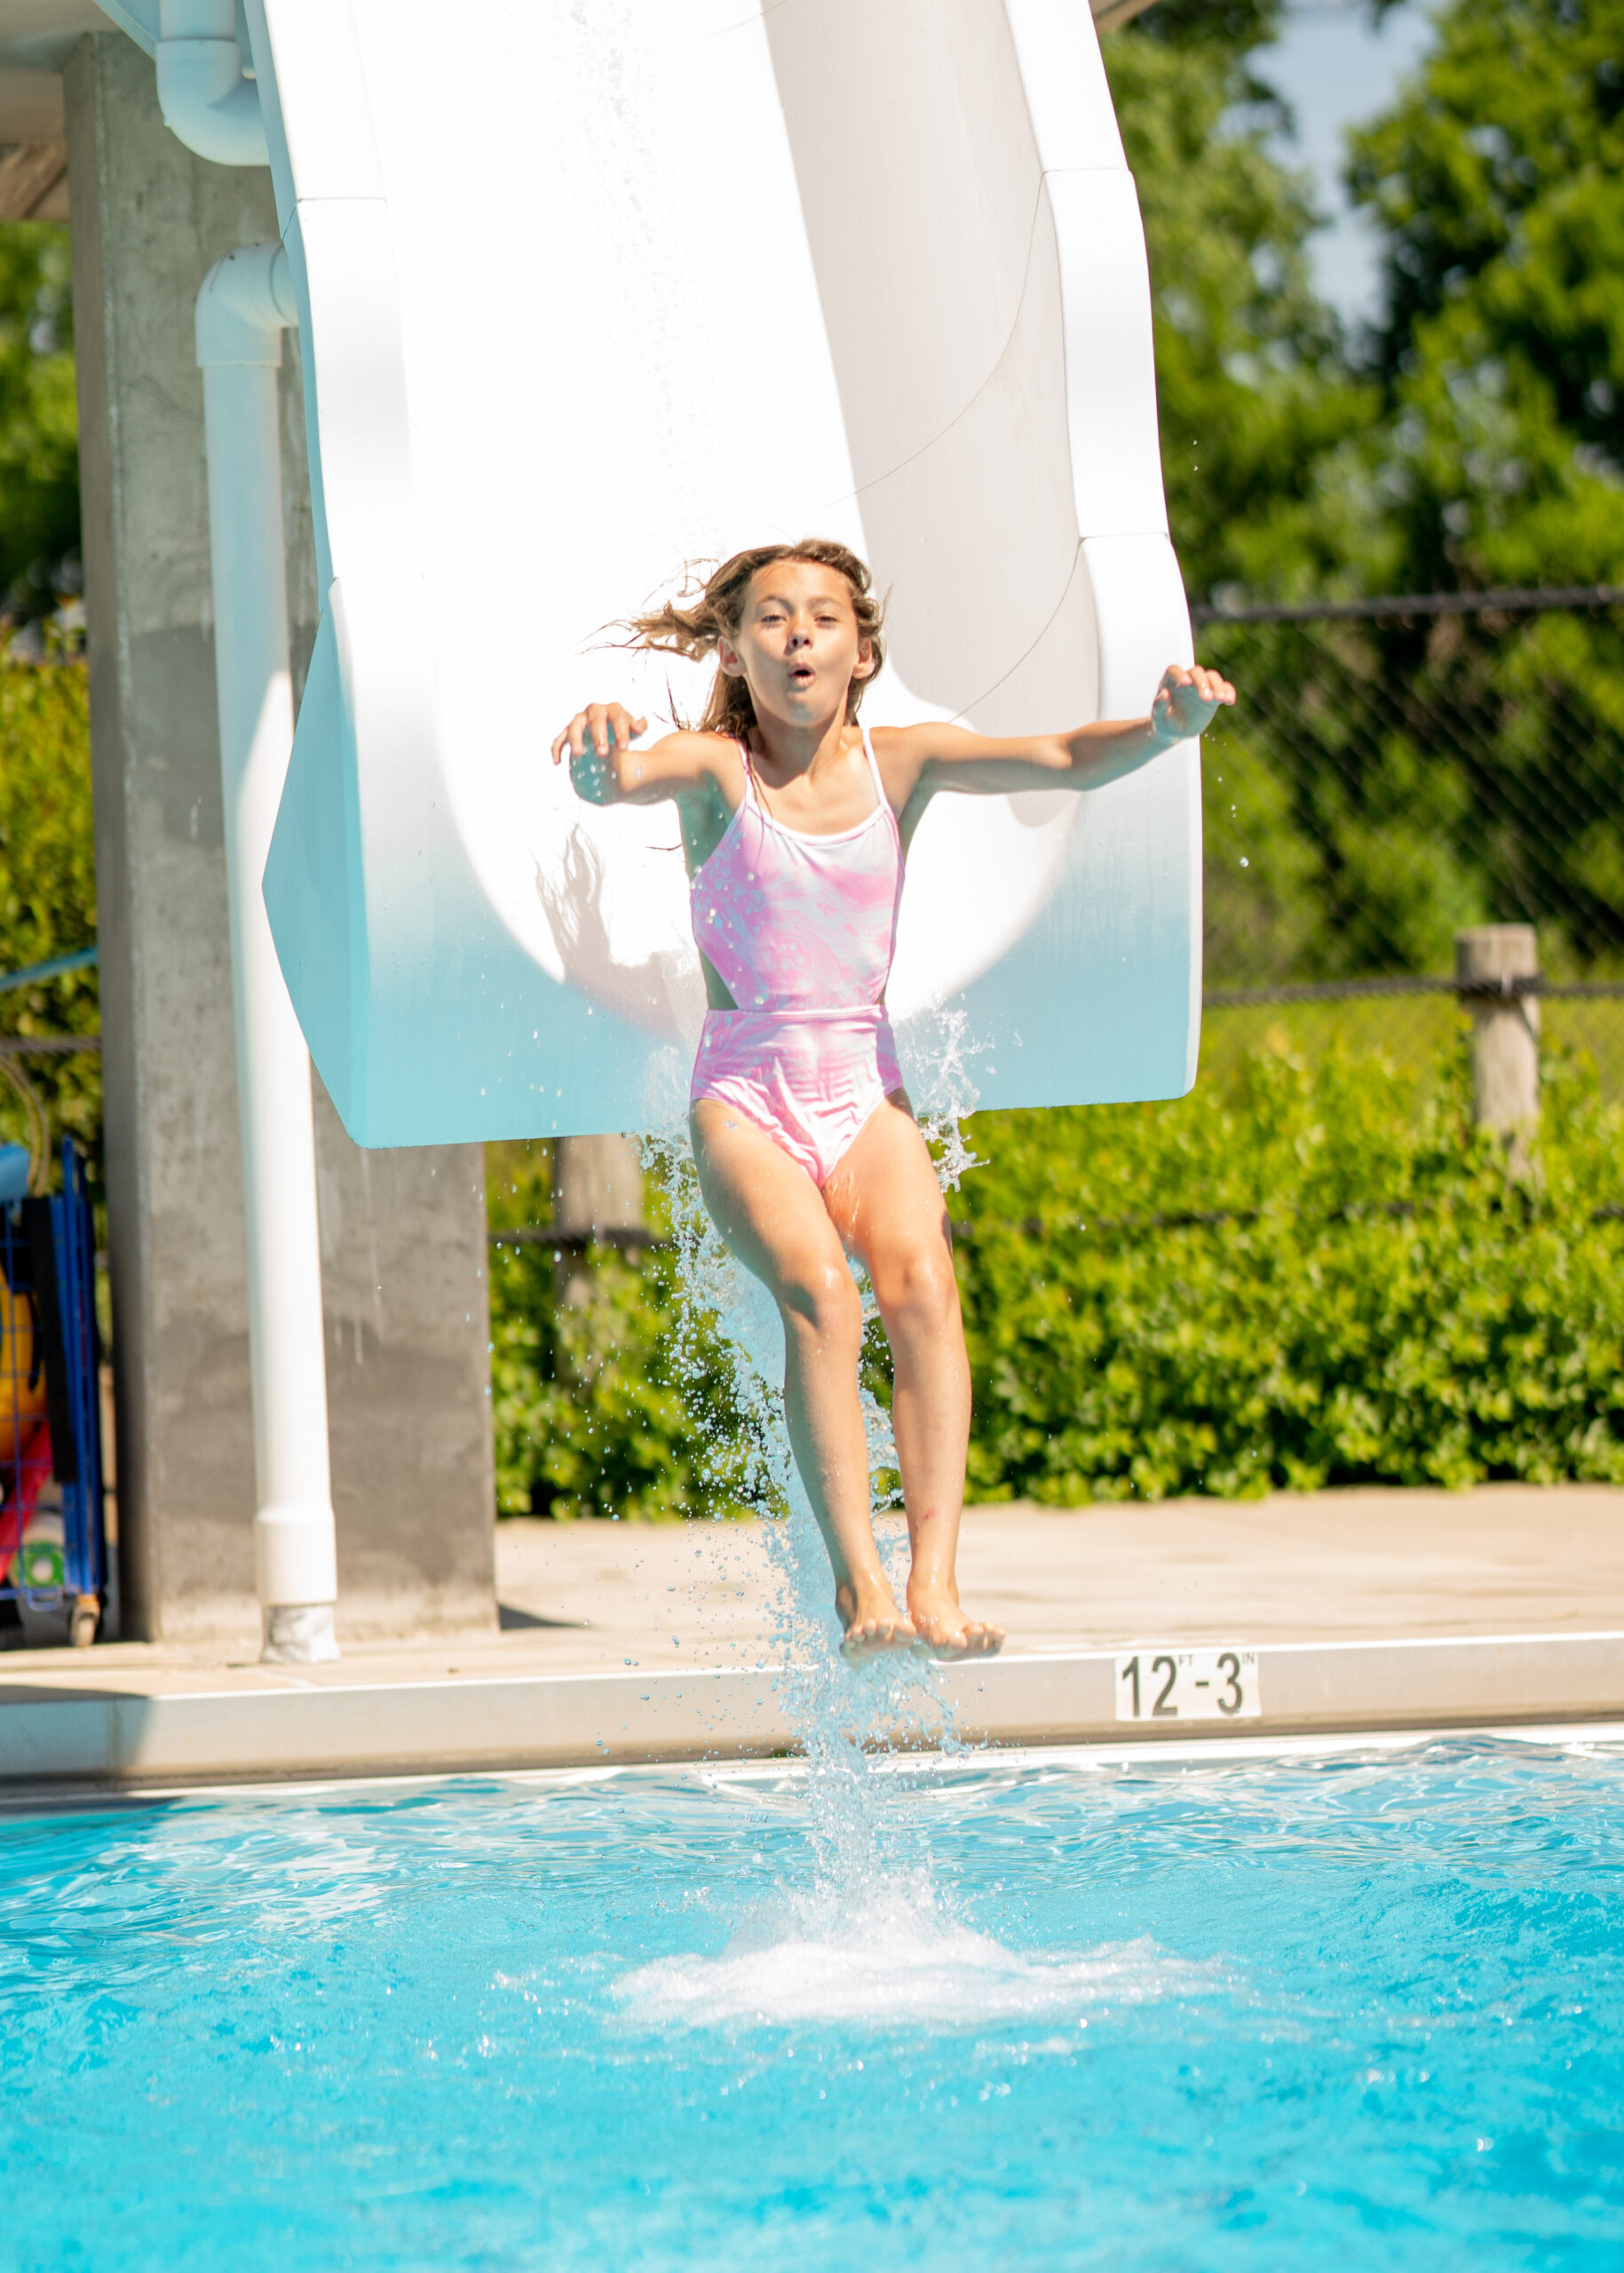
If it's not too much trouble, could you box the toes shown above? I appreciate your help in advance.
[839,1613,916,1661]
[910,1616,1006,1662]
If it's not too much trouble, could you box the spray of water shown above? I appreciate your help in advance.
[638,1002,988,1911]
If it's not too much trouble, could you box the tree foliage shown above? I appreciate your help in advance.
[0,223,78,622]
[1108,0,1624,979]
[1350,0,1624,596]
[0,659,99,1177]
[1105,0,1388,608]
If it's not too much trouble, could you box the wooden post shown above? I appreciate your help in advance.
[1455,924,1540,1173]
[552,1135,648,1309]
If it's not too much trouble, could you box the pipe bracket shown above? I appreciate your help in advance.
[195,242,294,368]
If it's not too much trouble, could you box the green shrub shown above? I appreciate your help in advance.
[487,1037,1624,1517]
[487,1139,757,1521]
[952,1036,1624,1501]
[0,655,99,1178]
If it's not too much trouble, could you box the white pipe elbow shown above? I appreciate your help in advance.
[196,241,295,368]
[156,0,267,165]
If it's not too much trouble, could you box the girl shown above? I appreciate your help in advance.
[551,540,1234,1662]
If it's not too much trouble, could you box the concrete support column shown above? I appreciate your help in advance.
[67,31,495,1643]
[1456,923,1541,1174]
[314,1090,495,1636]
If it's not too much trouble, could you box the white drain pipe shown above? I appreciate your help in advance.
[197,243,340,1666]
[155,0,269,166]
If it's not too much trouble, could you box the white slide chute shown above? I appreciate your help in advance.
[248,0,1200,1145]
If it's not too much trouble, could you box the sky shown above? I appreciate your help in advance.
[1253,0,1438,329]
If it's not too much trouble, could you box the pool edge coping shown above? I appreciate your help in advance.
[2,1628,1622,1793]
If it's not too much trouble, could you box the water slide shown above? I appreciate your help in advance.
[248,0,1200,1146]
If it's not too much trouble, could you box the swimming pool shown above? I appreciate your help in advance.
[4,1736,1621,2268]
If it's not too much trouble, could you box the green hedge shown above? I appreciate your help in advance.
[0,656,100,1175]
[488,1039,1624,1516]
[487,1140,758,1521]
[955,1039,1624,1501]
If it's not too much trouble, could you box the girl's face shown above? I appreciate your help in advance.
[717,560,873,733]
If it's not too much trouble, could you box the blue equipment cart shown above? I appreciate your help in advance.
[0,1140,107,1648]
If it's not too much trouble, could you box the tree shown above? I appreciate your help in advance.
[1335,0,1624,969]
[1350,0,1624,594]
[1103,0,1386,610]
[0,222,79,622]
[1104,1,1411,980]
[1107,0,1624,979]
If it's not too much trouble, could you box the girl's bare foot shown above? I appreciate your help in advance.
[907,1582,1004,1660]
[836,1579,917,1662]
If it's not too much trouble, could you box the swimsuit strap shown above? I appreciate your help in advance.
[860,725,899,844]
[735,736,759,813]
[735,728,893,836]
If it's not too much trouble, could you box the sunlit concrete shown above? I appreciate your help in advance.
[1,1486,1620,1788]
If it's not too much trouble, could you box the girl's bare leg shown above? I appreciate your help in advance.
[824,1097,1004,1658]
[691,1100,915,1656]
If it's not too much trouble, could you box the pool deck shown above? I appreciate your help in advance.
[2,1484,1621,1791]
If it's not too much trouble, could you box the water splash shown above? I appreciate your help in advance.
[637,1003,988,1908]
[615,1921,1222,2032]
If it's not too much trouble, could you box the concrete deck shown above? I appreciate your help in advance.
[2,1485,1620,1789]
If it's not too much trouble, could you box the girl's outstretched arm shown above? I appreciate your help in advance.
[549,703,722,808]
[881,663,1235,816]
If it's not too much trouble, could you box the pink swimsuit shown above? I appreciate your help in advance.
[689,730,904,1186]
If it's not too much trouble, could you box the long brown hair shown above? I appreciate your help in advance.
[621,539,885,741]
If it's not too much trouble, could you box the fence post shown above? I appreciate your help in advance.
[553,1135,648,1309]
[1455,924,1540,1172]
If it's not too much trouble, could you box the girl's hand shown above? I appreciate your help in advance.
[550,701,647,805]
[549,702,647,764]
[1149,663,1236,746]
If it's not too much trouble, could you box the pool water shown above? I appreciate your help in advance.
[4,1736,1623,2269]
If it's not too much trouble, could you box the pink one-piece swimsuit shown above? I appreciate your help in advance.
[688,728,905,1187]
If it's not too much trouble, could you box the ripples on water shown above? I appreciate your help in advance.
[4,1739,1624,2268]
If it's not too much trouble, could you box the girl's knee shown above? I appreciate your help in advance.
[780,1254,862,1348]
[872,1239,959,1334]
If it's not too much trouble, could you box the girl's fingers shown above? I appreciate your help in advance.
[551,704,647,764]
[1167,664,1238,715]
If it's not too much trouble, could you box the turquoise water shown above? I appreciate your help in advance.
[4,1737,1623,2269]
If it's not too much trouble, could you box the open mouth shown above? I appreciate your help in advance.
[788,666,815,689]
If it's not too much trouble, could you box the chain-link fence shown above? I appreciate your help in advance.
[1194,589,1624,1100]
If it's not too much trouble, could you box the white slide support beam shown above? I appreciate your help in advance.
[196,242,339,1665]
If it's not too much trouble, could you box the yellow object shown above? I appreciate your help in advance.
[0,1278,46,1470]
